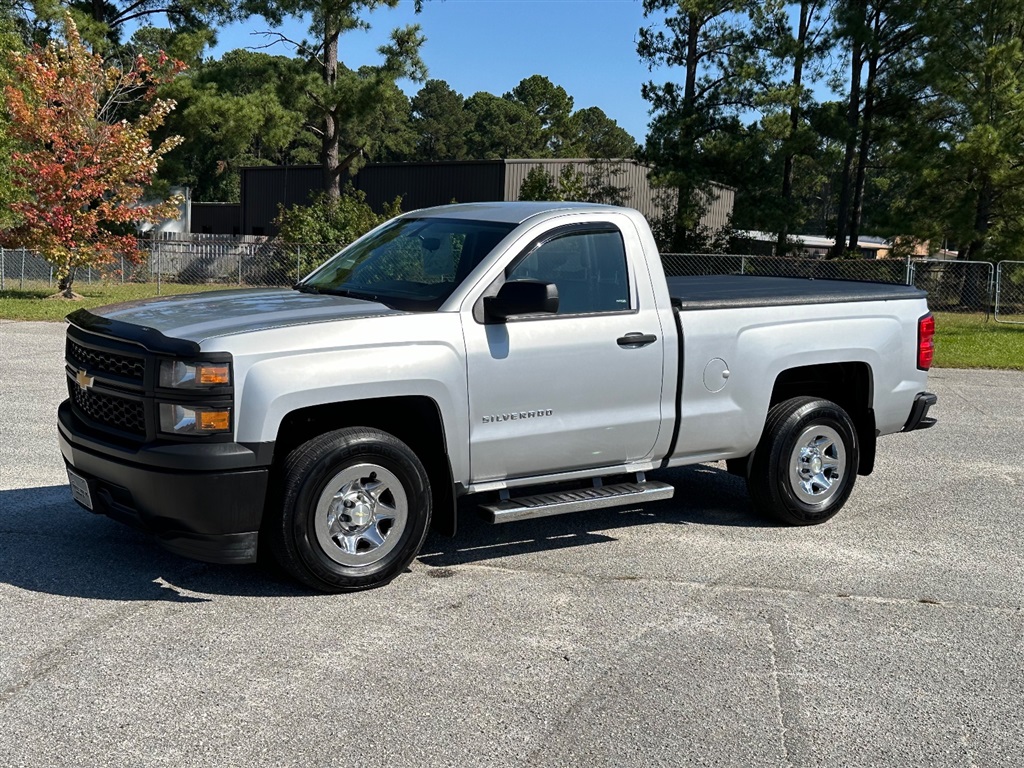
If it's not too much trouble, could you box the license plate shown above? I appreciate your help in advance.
[67,468,94,511]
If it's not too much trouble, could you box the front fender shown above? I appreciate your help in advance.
[235,342,468,480]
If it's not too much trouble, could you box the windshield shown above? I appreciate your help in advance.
[298,216,516,311]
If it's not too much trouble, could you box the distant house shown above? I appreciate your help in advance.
[732,230,894,259]
[189,160,735,239]
[137,187,191,235]
[730,231,964,260]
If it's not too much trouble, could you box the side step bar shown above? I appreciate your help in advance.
[480,479,675,524]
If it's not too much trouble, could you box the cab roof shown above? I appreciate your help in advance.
[400,201,630,225]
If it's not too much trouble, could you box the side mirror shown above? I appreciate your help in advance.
[484,280,559,321]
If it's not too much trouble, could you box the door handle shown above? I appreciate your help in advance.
[617,332,658,348]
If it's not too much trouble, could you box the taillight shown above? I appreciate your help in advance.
[918,314,935,370]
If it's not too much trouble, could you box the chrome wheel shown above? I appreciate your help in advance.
[748,397,859,526]
[272,427,432,591]
[788,424,846,504]
[314,463,408,567]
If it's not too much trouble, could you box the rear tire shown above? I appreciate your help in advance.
[269,427,432,592]
[747,397,859,526]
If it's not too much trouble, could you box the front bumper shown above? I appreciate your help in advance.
[902,392,938,432]
[58,400,270,564]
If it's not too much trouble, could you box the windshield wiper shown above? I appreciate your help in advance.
[293,283,392,307]
[319,287,384,303]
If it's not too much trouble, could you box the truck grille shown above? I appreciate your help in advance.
[69,381,147,436]
[64,321,232,445]
[66,338,145,383]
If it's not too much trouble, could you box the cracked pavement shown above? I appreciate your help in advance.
[1,320,1022,767]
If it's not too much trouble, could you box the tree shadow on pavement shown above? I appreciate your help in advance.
[0,485,309,601]
[0,465,767,599]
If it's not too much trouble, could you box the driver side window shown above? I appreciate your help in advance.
[507,230,630,314]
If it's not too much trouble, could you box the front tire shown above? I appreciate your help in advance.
[269,427,432,592]
[747,397,859,526]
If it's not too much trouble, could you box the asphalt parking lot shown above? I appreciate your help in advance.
[1,318,1022,767]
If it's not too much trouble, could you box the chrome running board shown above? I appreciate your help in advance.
[480,478,674,524]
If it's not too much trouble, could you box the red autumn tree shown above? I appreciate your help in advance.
[1,16,184,298]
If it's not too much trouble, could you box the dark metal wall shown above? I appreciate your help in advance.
[224,162,507,236]
[358,161,506,212]
[190,203,241,235]
[239,165,324,236]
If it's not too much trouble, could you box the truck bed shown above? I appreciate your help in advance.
[667,275,925,311]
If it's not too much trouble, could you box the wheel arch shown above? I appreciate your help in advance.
[270,396,457,537]
[769,361,876,476]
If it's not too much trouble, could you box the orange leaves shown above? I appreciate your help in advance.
[0,14,185,285]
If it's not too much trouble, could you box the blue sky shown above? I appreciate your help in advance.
[209,0,666,143]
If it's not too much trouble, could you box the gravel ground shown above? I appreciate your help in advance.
[1,319,1022,768]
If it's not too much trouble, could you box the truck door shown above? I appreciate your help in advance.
[464,222,665,483]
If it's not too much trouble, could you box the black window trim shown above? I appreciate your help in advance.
[473,221,637,323]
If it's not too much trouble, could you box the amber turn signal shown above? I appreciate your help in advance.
[159,360,233,388]
[159,404,232,435]
[197,364,231,386]
[198,410,231,431]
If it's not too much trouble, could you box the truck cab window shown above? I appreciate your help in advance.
[508,230,630,314]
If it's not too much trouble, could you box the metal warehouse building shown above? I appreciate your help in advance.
[190,159,735,238]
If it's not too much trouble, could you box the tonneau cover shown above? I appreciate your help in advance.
[667,275,925,311]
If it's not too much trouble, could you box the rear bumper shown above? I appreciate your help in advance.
[58,400,269,564]
[902,392,938,432]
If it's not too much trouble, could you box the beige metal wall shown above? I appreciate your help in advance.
[695,184,735,234]
[502,159,735,234]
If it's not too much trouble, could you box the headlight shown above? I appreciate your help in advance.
[160,360,231,388]
[159,404,232,435]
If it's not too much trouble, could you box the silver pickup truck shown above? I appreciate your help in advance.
[58,202,937,591]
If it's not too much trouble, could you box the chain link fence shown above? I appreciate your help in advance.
[0,247,159,289]
[995,261,1024,324]
[146,235,340,290]
[0,235,343,298]
[907,260,995,316]
[0,236,1016,321]
[661,253,997,318]
[660,253,910,283]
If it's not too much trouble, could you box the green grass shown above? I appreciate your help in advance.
[0,281,253,322]
[2,285,1022,370]
[933,312,1024,370]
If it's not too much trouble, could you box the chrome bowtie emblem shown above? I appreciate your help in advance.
[75,369,95,390]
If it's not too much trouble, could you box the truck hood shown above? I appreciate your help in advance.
[89,288,400,343]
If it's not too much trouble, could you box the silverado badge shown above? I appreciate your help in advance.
[75,369,95,390]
